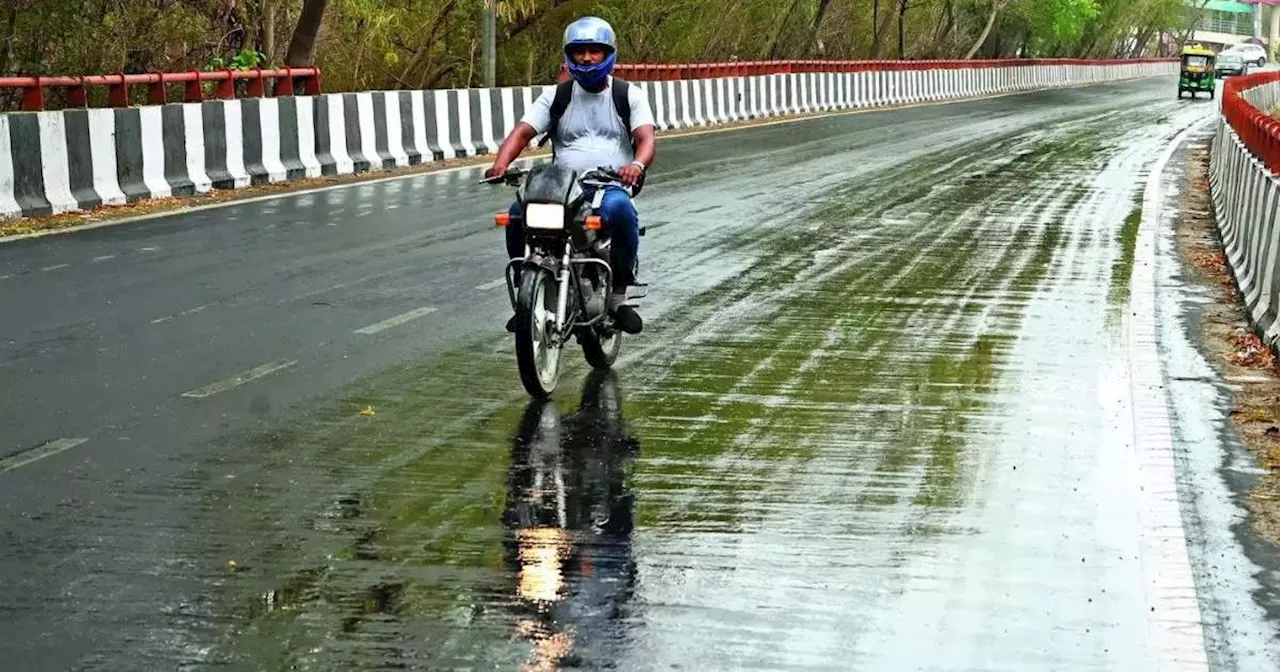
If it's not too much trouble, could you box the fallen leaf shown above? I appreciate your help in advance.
[1226,332,1277,369]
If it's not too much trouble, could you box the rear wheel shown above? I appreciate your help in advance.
[514,266,563,398]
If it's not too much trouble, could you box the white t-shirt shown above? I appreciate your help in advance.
[521,77,655,175]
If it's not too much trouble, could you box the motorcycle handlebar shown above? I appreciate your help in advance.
[481,167,527,186]
[480,166,624,187]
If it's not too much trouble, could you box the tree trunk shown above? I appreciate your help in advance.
[873,2,898,58]
[1176,0,1212,51]
[244,5,259,56]
[397,0,458,89]
[1131,27,1155,58]
[808,0,833,55]
[0,6,16,75]
[898,0,908,59]
[964,0,1009,60]
[284,0,329,67]
[401,0,463,87]
[767,0,804,60]
[931,0,955,57]
[262,0,276,64]
[873,0,883,57]
[1076,25,1101,59]
[425,62,458,90]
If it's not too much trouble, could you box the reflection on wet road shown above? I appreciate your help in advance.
[3,79,1273,669]
[506,372,638,671]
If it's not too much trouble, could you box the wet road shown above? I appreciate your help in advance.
[2,77,1275,670]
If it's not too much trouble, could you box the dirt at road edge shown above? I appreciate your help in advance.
[1177,144,1280,546]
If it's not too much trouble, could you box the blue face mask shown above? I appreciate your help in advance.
[565,49,617,90]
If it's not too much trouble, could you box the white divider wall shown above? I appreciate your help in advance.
[1209,79,1280,347]
[0,60,1178,220]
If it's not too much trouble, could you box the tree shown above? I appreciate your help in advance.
[262,0,276,64]
[767,0,805,60]
[285,0,330,67]
[874,0,884,56]
[965,0,1014,59]
[1014,0,1100,55]
[809,0,834,54]
[898,0,909,60]
[1,3,18,75]
[1176,0,1212,50]
[871,0,899,58]
[931,0,958,58]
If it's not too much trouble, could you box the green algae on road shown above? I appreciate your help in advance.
[1109,206,1143,307]
[177,92,1208,669]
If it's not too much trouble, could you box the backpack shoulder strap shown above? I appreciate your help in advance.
[611,77,632,132]
[610,77,645,195]
[538,80,576,148]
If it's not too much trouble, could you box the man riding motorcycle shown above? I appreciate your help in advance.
[484,16,657,335]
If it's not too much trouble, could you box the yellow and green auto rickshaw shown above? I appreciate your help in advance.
[1178,45,1216,99]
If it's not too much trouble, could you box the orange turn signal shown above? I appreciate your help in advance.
[585,215,603,230]
[495,212,511,227]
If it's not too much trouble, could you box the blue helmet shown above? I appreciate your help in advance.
[563,17,617,89]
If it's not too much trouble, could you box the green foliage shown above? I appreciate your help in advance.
[3,0,1203,96]
[208,48,268,72]
[1017,0,1101,47]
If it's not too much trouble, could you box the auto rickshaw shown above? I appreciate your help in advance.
[1178,45,1216,99]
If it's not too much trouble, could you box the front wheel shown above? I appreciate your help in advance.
[582,326,622,370]
[514,266,564,398]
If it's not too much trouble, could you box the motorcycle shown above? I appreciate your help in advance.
[484,164,643,398]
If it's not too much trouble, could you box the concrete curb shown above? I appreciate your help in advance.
[1131,119,1213,671]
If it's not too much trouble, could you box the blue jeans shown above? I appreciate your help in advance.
[505,185,639,289]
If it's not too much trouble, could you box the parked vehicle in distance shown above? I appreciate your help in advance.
[1222,43,1267,67]
[1216,51,1249,78]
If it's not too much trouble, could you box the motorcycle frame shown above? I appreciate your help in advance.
[504,240,615,346]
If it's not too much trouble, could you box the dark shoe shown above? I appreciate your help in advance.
[613,305,643,335]
[505,314,517,333]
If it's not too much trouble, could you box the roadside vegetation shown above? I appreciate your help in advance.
[3,0,1201,109]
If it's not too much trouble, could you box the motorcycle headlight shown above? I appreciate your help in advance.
[525,203,566,230]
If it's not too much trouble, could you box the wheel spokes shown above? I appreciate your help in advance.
[531,275,560,390]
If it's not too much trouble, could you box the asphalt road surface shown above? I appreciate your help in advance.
[3,76,1279,670]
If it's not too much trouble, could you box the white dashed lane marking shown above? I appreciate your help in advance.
[354,307,437,335]
[0,438,90,473]
[180,360,299,399]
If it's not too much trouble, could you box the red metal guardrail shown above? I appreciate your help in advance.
[6,58,1171,110]
[1222,71,1280,175]
[609,58,1178,81]
[0,67,321,111]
